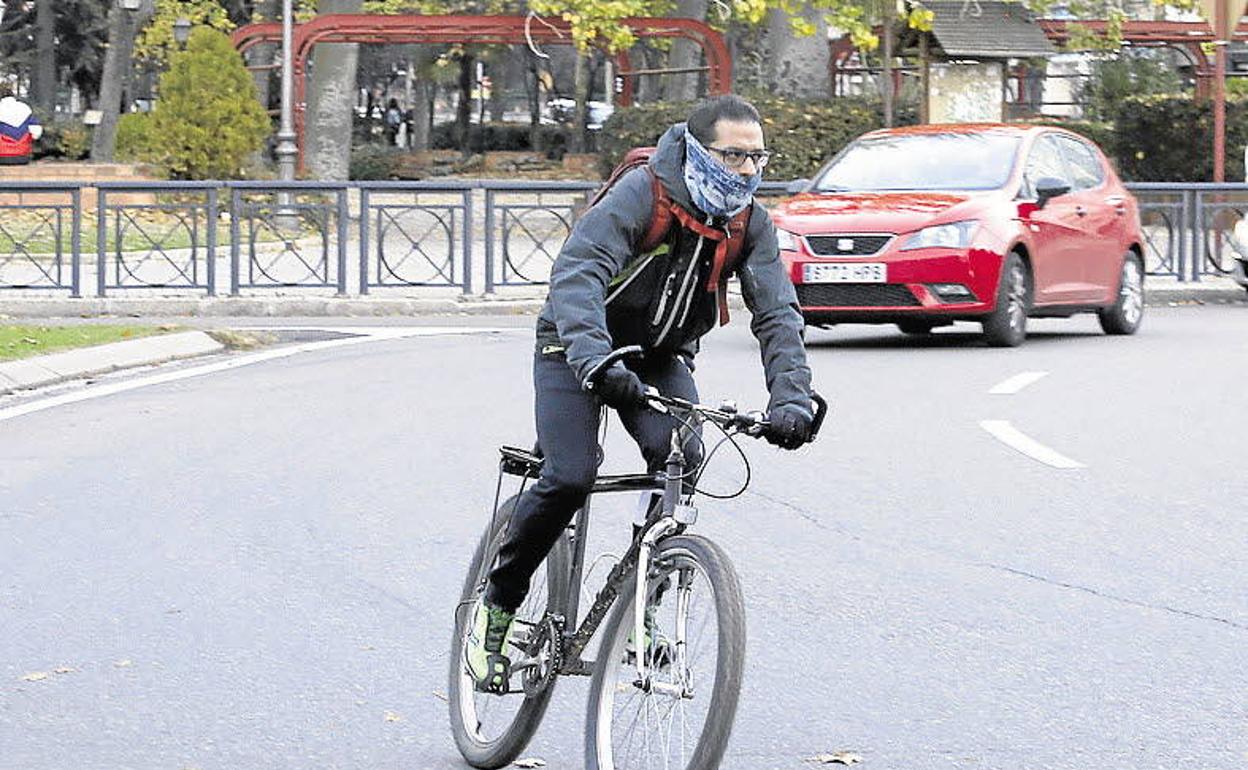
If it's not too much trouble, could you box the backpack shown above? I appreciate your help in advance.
[591,147,753,326]
[385,107,402,128]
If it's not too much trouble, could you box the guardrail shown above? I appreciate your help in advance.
[0,179,1239,296]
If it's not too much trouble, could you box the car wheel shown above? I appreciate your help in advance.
[982,253,1030,348]
[897,321,935,336]
[1097,252,1144,335]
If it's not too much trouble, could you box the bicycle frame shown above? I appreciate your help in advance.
[557,421,694,678]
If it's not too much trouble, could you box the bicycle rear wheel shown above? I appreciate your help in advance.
[448,494,571,769]
[585,534,746,770]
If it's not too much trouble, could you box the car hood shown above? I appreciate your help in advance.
[772,191,994,235]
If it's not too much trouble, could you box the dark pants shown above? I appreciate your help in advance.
[485,351,701,612]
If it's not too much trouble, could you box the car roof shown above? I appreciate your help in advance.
[861,123,1047,139]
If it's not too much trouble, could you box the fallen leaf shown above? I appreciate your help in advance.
[53,666,76,675]
[432,690,448,702]
[383,710,403,723]
[807,751,863,765]
[513,759,546,768]
[21,672,49,682]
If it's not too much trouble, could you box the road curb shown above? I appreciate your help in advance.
[0,285,1242,319]
[0,331,225,395]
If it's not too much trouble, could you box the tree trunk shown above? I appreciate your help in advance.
[304,0,363,181]
[410,78,430,150]
[31,0,56,113]
[666,0,708,102]
[455,53,474,157]
[570,53,587,154]
[882,16,894,127]
[249,0,279,111]
[765,7,831,100]
[91,0,154,162]
[527,52,543,150]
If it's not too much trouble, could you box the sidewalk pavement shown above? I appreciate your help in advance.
[0,331,223,395]
[0,274,1243,320]
[0,274,1242,396]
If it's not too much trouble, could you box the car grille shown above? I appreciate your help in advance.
[805,234,892,257]
[796,283,921,307]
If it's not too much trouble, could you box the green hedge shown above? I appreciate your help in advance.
[1102,94,1248,182]
[598,95,918,179]
[430,122,573,155]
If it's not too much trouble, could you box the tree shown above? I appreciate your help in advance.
[305,0,364,180]
[121,26,271,178]
[91,0,156,162]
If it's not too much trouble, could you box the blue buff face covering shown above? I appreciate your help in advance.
[682,129,762,219]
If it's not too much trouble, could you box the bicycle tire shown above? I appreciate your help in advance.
[448,494,572,769]
[584,534,746,770]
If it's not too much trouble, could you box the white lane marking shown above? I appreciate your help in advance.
[989,371,1049,395]
[0,327,509,424]
[979,420,1086,470]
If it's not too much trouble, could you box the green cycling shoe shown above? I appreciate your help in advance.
[463,598,516,694]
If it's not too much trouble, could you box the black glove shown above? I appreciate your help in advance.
[765,404,813,450]
[589,364,646,409]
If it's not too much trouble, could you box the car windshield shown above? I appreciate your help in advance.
[814,133,1022,192]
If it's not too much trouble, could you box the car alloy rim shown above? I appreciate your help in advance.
[1121,260,1143,325]
[1007,264,1027,332]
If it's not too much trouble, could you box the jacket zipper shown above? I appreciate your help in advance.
[604,252,658,306]
[654,228,708,347]
[651,271,678,325]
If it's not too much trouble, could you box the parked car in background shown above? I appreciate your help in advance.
[771,124,1145,346]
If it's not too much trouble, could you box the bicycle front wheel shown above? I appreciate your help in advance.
[585,534,746,770]
[448,494,571,769]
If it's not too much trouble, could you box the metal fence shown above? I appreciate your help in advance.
[0,179,1240,297]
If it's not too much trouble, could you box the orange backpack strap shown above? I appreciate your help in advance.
[669,203,753,326]
[639,167,675,253]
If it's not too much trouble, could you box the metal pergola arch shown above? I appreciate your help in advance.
[232,14,732,169]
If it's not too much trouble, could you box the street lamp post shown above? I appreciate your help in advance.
[275,0,297,187]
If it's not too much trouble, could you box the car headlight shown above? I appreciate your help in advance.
[776,228,801,252]
[900,220,979,251]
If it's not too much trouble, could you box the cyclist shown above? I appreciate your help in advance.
[465,94,814,693]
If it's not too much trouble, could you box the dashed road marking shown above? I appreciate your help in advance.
[979,419,1085,470]
[989,371,1049,395]
[0,327,511,424]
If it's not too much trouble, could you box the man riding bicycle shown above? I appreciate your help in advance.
[465,94,814,693]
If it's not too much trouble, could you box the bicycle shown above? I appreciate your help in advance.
[448,345,828,770]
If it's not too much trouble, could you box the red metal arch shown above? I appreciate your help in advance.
[232,14,732,167]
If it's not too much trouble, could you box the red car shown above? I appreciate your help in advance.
[771,124,1145,346]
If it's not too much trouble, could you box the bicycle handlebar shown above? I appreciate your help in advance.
[585,345,830,444]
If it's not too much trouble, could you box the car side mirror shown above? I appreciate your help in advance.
[786,178,811,195]
[1035,177,1070,208]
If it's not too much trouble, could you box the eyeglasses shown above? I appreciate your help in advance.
[707,146,772,170]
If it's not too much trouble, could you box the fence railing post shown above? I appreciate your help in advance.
[207,187,218,297]
[359,187,370,296]
[336,187,348,296]
[70,188,82,298]
[96,188,107,298]
[483,186,495,295]
[463,188,474,296]
[1191,188,1203,282]
[230,186,241,296]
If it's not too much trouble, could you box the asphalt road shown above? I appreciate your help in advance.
[1,307,1246,770]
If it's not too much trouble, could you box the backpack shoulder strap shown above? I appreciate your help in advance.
[639,167,675,253]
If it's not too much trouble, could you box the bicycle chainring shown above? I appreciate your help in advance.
[522,614,564,697]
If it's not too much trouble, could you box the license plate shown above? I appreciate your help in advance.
[802,262,887,284]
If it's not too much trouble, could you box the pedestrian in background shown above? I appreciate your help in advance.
[0,85,42,165]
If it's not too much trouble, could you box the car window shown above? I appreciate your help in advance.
[1023,135,1071,197]
[813,133,1021,192]
[1056,136,1106,190]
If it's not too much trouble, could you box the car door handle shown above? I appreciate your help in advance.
[1075,205,1087,217]
[1104,196,1126,215]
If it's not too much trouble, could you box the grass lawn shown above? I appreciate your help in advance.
[0,324,173,362]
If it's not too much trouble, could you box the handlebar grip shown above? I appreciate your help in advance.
[809,390,829,442]
[584,345,645,389]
